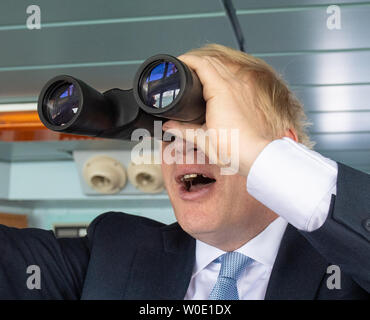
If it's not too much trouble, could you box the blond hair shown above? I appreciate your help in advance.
[186,44,314,148]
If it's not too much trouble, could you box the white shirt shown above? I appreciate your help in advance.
[185,138,338,300]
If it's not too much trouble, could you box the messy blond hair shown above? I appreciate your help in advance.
[187,43,314,148]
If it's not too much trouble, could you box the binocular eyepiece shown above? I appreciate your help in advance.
[37,55,205,140]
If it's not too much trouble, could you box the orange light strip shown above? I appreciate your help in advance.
[0,111,98,142]
[0,111,44,129]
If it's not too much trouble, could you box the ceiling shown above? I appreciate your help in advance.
[0,0,369,172]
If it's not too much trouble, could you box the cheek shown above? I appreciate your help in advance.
[161,163,173,188]
[215,175,248,212]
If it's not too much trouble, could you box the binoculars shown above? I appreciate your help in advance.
[37,55,205,140]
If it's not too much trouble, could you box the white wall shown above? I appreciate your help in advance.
[0,162,10,198]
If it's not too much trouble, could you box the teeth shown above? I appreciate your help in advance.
[180,173,213,182]
[181,173,198,182]
[180,173,215,191]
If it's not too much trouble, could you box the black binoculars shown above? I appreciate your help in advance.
[37,55,205,140]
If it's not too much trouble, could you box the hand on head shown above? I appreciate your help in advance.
[162,54,271,177]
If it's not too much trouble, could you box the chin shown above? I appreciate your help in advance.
[173,204,221,237]
[163,163,228,236]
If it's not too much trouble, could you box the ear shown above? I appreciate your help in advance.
[284,128,298,142]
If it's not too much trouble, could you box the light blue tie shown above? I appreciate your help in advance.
[209,252,252,300]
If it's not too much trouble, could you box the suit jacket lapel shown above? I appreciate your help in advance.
[123,223,195,299]
[123,222,328,299]
[265,224,329,300]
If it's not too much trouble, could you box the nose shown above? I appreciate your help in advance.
[164,137,207,165]
[174,138,196,163]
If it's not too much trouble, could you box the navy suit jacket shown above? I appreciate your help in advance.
[0,163,369,299]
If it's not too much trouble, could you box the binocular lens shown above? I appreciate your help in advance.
[140,61,181,109]
[38,54,205,139]
[45,82,80,126]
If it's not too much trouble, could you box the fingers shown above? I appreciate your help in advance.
[177,55,229,101]
[163,120,201,132]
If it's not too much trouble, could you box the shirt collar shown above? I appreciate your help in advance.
[193,217,288,277]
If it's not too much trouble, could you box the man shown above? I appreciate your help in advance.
[0,44,369,299]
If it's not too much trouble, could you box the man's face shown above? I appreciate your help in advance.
[161,142,266,242]
[160,60,278,246]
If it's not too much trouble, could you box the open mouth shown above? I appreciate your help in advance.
[179,173,216,192]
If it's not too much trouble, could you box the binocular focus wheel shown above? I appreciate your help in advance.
[82,155,127,194]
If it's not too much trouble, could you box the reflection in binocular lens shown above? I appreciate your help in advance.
[140,62,181,108]
[45,82,80,126]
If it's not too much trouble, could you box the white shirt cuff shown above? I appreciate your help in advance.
[246,137,338,232]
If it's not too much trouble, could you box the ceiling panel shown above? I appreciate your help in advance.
[0,64,138,102]
[4,52,370,103]
[0,17,235,68]
[233,0,370,10]
[237,5,370,52]
[308,111,370,133]
[294,85,370,112]
[262,51,370,85]
[319,150,370,166]
[0,0,224,26]
[312,133,370,150]
[0,10,236,102]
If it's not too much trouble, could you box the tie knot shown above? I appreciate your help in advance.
[217,252,251,280]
